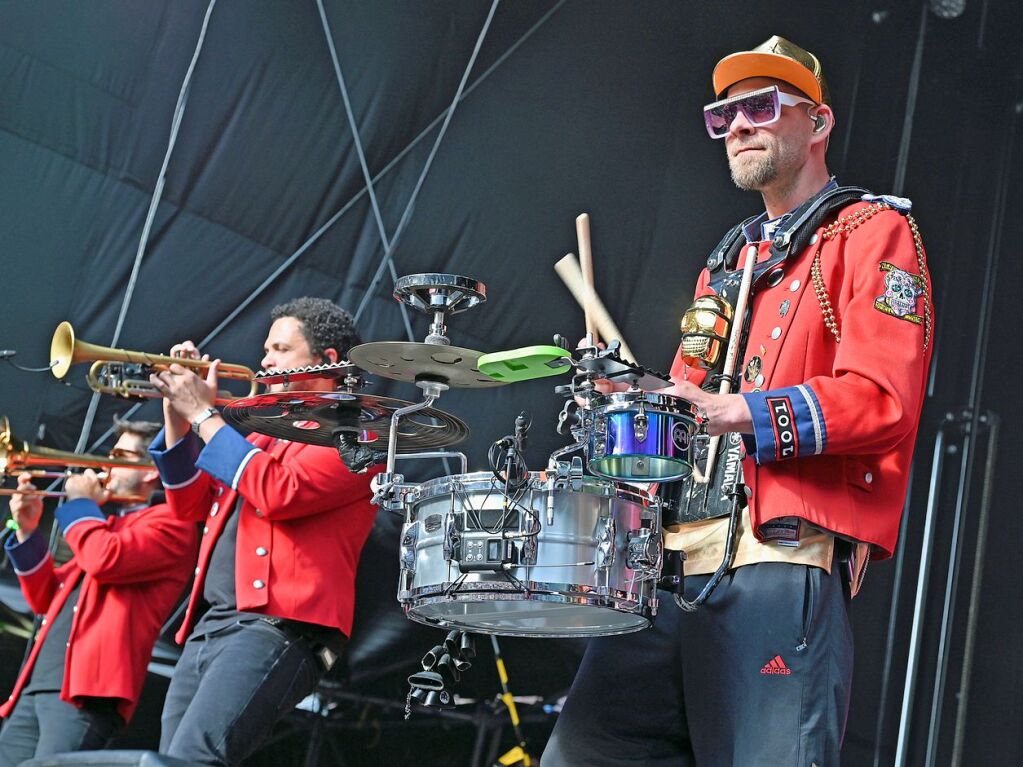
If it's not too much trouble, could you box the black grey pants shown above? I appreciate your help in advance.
[0,692,122,767]
[541,562,853,767]
[160,620,325,767]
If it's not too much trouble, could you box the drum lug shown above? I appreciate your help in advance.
[442,514,458,561]
[634,404,649,443]
[591,416,607,458]
[596,515,617,569]
[399,521,420,578]
[626,527,663,578]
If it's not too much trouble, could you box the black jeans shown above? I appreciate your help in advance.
[160,619,326,767]
[0,692,123,767]
[542,562,853,767]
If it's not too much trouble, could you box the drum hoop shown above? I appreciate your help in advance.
[401,580,652,607]
[414,471,657,508]
[403,605,652,638]
[593,391,700,418]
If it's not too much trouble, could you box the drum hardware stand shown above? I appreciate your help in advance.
[489,635,535,767]
[373,378,451,512]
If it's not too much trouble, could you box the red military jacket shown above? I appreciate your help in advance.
[149,426,379,643]
[670,198,933,557]
[1,500,197,723]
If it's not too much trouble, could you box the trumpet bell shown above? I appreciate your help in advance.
[50,321,78,379]
[49,321,257,400]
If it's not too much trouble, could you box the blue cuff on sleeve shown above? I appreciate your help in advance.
[4,529,50,575]
[149,427,203,488]
[55,498,106,536]
[196,426,261,490]
[742,384,827,464]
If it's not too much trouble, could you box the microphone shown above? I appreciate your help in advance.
[514,411,529,454]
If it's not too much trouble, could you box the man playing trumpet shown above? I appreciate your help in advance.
[147,297,379,767]
[0,419,197,765]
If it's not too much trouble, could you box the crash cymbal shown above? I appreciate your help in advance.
[348,341,505,388]
[221,391,469,450]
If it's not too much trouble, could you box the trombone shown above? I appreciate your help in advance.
[50,321,258,404]
[0,416,151,503]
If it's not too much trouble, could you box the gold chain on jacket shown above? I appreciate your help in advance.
[811,202,932,350]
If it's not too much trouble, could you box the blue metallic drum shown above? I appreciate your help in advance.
[586,391,700,481]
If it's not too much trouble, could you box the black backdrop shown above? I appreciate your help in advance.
[1,1,1021,764]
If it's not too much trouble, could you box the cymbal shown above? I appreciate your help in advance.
[221,391,469,450]
[348,341,505,388]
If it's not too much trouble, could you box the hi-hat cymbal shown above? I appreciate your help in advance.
[221,391,469,450]
[348,341,505,388]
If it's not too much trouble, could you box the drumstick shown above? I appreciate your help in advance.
[554,253,636,363]
[695,244,758,485]
[576,214,598,341]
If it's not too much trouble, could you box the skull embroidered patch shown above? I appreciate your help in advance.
[875,261,925,325]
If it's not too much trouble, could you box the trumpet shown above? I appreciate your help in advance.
[0,417,152,503]
[50,321,258,403]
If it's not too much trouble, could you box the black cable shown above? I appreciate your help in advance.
[0,353,57,373]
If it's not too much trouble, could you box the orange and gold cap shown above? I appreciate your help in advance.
[712,35,829,105]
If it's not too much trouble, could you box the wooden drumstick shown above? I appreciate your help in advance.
[554,253,636,363]
[695,243,758,484]
[576,213,598,342]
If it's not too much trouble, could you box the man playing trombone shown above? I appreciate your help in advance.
[0,419,197,765]
[147,297,379,767]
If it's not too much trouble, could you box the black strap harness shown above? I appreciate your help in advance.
[705,184,872,304]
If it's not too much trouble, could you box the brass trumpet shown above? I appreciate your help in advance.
[0,416,152,503]
[50,321,258,403]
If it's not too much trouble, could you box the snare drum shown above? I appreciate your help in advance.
[397,472,661,637]
[585,391,700,482]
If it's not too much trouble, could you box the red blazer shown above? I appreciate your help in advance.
[670,200,933,557]
[1,502,197,723]
[150,428,379,643]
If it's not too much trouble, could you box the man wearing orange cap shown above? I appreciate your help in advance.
[543,36,933,766]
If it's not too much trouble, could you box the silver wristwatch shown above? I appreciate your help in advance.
[190,407,219,434]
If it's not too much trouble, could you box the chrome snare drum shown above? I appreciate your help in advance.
[585,391,700,482]
[397,471,661,637]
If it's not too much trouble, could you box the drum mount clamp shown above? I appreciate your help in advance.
[545,456,585,525]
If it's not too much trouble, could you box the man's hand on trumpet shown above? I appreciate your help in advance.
[9,472,43,542]
[668,380,752,437]
[150,341,224,445]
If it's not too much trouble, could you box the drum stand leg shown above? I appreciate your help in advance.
[469,701,499,767]
[301,693,349,767]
